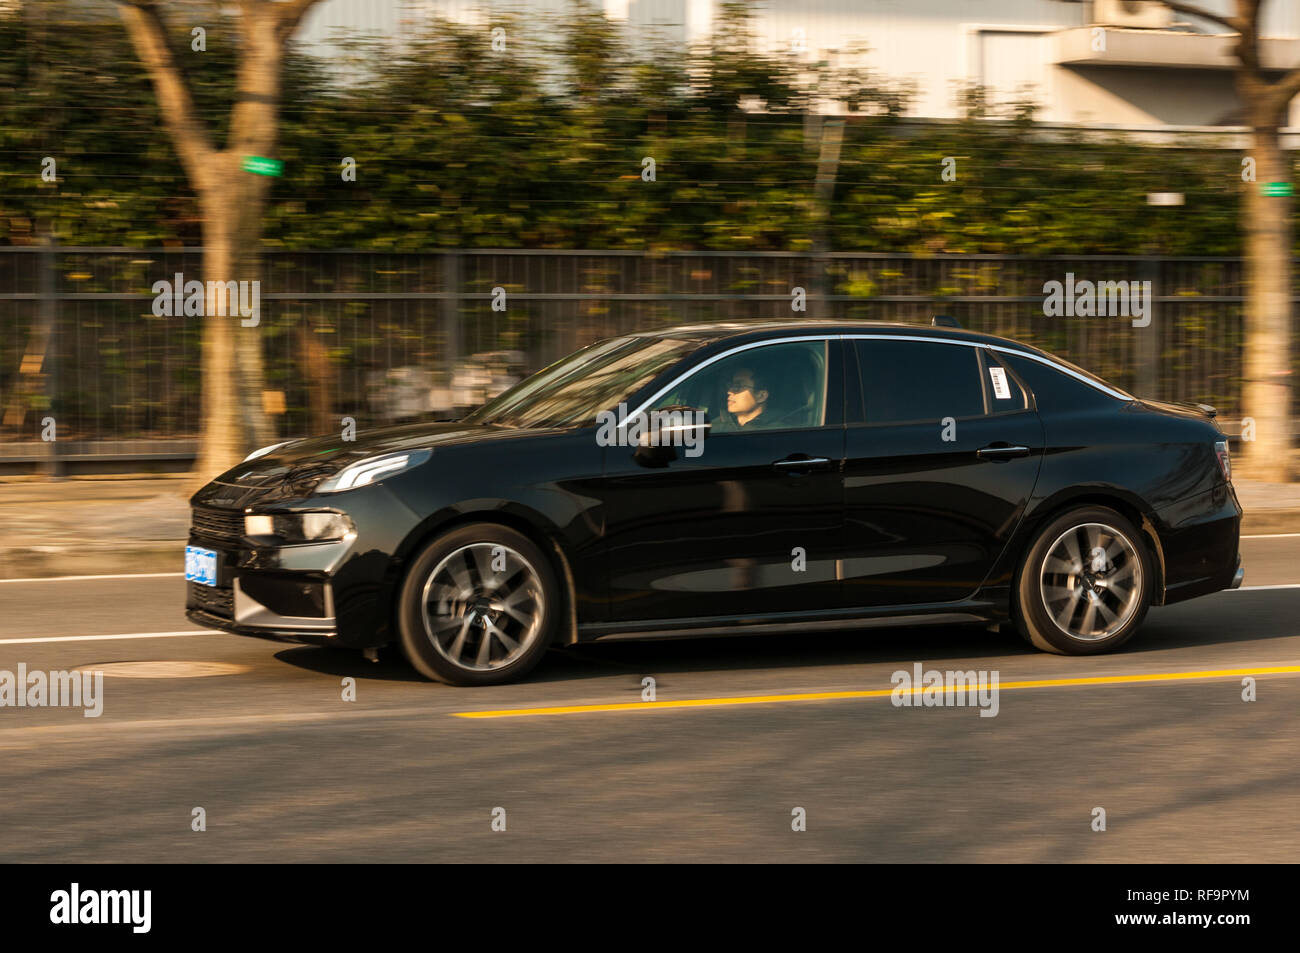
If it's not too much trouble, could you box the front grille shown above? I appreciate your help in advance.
[191,506,243,544]
[188,581,233,618]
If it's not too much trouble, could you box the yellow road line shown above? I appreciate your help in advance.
[451,665,1300,719]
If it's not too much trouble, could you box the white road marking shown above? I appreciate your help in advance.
[0,705,459,749]
[1232,583,1300,592]
[1242,533,1300,540]
[0,630,210,646]
[0,572,183,584]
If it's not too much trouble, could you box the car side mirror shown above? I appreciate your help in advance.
[632,405,710,467]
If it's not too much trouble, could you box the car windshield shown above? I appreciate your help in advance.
[464,335,700,428]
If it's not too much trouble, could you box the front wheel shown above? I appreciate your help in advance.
[1014,506,1152,655]
[397,523,559,685]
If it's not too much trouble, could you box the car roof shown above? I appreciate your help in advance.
[636,319,1038,354]
[627,319,1133,403]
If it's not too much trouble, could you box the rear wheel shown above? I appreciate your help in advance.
[397,523,558,685]
[1014,506,1151,655]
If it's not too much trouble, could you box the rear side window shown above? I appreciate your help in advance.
[999,352,1122,411]
[853,340,985,425]
[979,349,1030,412]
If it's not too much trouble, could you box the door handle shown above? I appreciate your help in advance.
[772,455,832,471]
[976,444,1030,460]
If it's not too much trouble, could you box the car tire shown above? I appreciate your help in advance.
[397,523,559,685]
[1013,506,1152,655]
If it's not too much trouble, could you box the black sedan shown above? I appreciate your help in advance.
[185,320,1244,685]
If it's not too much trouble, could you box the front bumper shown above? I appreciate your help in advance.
[185,605,338,646]
[184,479,420,649]
[186,570,339,639]
[185,542,346,644]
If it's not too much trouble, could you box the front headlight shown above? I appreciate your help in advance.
[244,512,355,543]
[243,441,290,463]
[316,449,431,493]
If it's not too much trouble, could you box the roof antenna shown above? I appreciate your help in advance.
[931,315,961,328]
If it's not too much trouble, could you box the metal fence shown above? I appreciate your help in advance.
[0,246,1261,453]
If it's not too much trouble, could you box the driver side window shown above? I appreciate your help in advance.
[652,340,829,434]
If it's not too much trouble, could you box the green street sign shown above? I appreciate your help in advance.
[241,156,283,177]
[1261,181,1293,196]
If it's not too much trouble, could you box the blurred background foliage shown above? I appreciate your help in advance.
[0,1,1270,443]
[0,0,1256,255]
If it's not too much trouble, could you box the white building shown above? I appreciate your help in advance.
[14,1,1299,133]
[296,0,1300,134]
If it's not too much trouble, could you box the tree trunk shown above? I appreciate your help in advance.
[231,172,274,455]
[189,13,289,480]
[1240,118,1294,481]
[227,13,283,454]
[118,0,323,487]
[189,152,275,481]
[193,202,242,481]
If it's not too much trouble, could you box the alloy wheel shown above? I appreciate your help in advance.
[1038,522,1143,642]
[420,543,545,671]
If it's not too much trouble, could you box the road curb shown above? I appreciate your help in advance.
[1240,513,1300,536]
[0,544,183,580]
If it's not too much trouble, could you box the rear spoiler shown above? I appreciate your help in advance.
[1139,398,1226,427]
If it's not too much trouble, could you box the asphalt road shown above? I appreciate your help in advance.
[1,535,1298,863]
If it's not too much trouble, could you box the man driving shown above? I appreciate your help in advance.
[716,364,771,432]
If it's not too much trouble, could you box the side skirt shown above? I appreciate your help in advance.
[579,599,1005,643]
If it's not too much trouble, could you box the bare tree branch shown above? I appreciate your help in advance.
[1266,64,1300,111]
[115,1,214,187]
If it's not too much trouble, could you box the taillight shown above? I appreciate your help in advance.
[1215,440,1231,482]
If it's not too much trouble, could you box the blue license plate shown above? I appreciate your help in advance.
[185,545,219,587]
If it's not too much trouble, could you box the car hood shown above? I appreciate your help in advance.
[204,420,509,497]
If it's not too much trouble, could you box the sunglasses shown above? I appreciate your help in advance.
[726,381,755,394]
